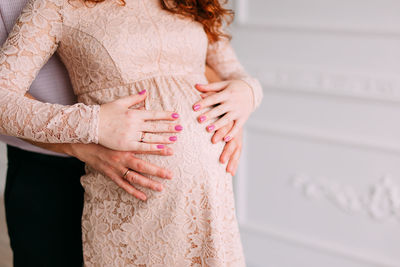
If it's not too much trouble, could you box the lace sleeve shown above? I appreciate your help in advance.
[206,37,263,111]
[0,0,99,144]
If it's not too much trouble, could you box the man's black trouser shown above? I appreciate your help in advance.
[4,145,85,267]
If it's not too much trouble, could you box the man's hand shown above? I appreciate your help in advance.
[23,140,173,201]
[67,143,173,201]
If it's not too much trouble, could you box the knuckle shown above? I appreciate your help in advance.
[109,154,121,164]
[159,169,167,178]
[129,173,138,184]
[135,161,145,171]
[127,187,136,195]
[126,109,136,119]
[142,179,150,188]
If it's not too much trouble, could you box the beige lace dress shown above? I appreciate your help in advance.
[0,0,263,266]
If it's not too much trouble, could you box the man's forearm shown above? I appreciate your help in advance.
[21,138,73,156]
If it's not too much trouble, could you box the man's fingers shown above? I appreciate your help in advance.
[194,81,229,92]
[200,92,215,99]
[128,156,173,180]
[134,147,174,156]
[111,173,147,201]
[227,147,241,175]
[220,140,236,164]
[124,170,164,192]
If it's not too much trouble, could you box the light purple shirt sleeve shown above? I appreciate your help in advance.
[0,1,78,157]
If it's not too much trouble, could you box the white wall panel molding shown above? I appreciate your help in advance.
[233,23,400,39]
[235,130,249,224]
[246,121,400,155]
[240,222,400,267]
[292,174,400,223]
[233,0,400,38]
[252,69,400,103]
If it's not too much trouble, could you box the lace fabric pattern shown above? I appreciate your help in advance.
[0,0,263,266]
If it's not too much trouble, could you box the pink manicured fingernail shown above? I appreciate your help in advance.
[193,104,201,111]
[157,145,165,149]
[198,115,206,123]
[172,113,179,119]
[139,89,146,95]
[207,125,215,132]
[224,136,232,142]
[169,136,177,141]
[175,125,183,131]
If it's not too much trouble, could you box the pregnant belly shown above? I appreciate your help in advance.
[79,74,231,199]
[137,75,228,179]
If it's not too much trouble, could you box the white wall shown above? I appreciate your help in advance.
[231,0,400,266]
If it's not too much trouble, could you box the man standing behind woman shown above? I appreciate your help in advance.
[0,1,244,266]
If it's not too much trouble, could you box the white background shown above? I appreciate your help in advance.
[1,0,400,266]
[230,0,400,267]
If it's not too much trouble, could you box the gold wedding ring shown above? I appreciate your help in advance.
[123,169,131,179]
[140,132,146,142]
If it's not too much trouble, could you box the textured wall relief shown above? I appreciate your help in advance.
[292,174,400,222]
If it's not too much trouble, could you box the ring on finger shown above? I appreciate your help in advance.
[140,132,146,142]
[123,169,131,179]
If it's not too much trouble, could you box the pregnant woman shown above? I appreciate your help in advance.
[0,0,263,265]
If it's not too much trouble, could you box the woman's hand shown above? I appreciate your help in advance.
[99,90,183,151]
[192,80,253,142]
[210,121,243,176]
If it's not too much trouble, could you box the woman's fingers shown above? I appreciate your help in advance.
[140,110,180,121]
[205,113,234,135]
[141,122,183,133]
[223,119,245,142]
[117,90,147,108]
[124,169,164,193]
[192,91,227,112]
[132,142,171,153]
[212,123,233,144]
[197,104,228,124]
[141,133,178,144]
[134,147,174,156]
[127,156,173,180]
